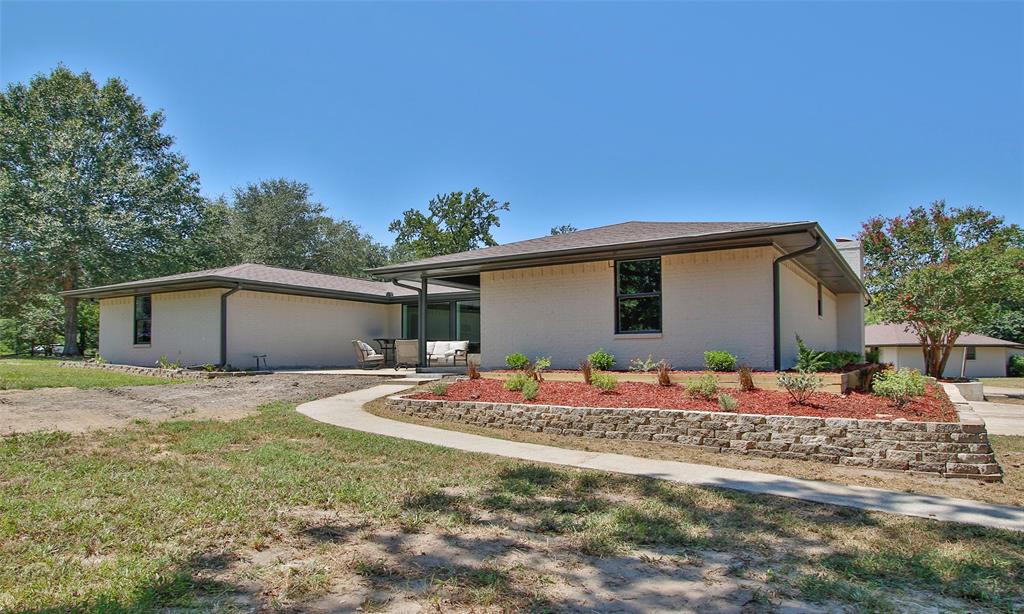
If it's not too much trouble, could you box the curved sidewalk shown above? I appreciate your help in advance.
[298,384,1024,532]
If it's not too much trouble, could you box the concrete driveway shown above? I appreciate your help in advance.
[973,389,1024,436]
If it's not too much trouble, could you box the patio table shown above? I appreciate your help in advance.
[373,338,397,367]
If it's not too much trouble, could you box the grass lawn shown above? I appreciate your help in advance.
[981,377,1024,389]
[1,402,1022,612]
[0,358,180,390]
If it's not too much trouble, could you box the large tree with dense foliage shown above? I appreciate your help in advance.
[859,201,1024,377]
[226,178,387,277]
[0,66,210,355]
[388,188,509,261]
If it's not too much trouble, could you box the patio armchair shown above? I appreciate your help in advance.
[395,339,419,369]
[351,340,385,369]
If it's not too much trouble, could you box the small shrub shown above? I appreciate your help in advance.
[685,374,718,400]
[656,360,672,387]
[521,379,540,401]
[467,361,481,380]
[156,355,181,370]
[820,350,862,371]
[579,360,593,385]
[587,348,616,371]
[629,354,659,372]
[429,381,449,396]
[794,335,828,373]
[504,373,531,391]
[591,373,618,392]
[717,392,738,412]
[94,354,108,365]
[777,371,822,405]
[529,356,552,382]
[1009,355,1024,377]
[703,350,737,372]
[200,363,217,372]
[872,368,926,408]
[738,365,756,391]
[865,347,881,364]
[505,353,530,370]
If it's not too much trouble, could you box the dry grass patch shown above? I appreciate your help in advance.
[1,401,1022,613]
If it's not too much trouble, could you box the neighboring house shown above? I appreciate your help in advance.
[62,264,475,369]
[369,221,867,370]
[865,323,1023,378]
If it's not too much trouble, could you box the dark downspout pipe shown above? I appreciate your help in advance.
[220,283,242,367]
[418,276,428,369]
[773,235,823,371]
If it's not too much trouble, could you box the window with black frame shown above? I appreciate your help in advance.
[134,295,151,344]
[615,258,661,333]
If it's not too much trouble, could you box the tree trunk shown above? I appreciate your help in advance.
[62,268,81,356]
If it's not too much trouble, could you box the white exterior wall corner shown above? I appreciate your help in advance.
[98,289,222,367]
[480,247,776,370]
[225,290,400,369]
[777,260,840,368]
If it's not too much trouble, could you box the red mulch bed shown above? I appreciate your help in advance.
[412,379,957,422]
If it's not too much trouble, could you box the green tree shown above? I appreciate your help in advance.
[976,306,1024,344]
[388,188,509,260]
[550,224,578,235]
[227,178,386,277]
[859,201,1024,377]
[0,66,209,355]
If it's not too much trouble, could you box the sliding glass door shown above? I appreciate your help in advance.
[402,299,481,353]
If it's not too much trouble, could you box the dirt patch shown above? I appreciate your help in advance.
[413,378,955,421]
[0,373,382,434]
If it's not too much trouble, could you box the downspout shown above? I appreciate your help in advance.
[220,283,242,367]
[773,235,823,371]
[418,276,428,369]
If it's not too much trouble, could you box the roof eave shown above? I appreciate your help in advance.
[62,275,474,304]
[370,221,819,278]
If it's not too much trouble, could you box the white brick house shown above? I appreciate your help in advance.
[370,221,868,371]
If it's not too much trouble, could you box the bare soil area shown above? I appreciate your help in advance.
[0,373,382,434]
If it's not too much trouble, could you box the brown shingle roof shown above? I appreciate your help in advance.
[63,263,470,301]
[865,324,1022,347]
[370,220,812,274]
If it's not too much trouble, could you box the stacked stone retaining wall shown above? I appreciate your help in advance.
[386,384,1000,481]
[58,361,253,380]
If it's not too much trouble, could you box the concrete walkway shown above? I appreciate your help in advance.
[298,385,1024,532]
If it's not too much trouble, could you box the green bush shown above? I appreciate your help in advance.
[865,347,881,364]
[717,392,738,412]
[628,354,659,372]
[703,350,737,372]
[777,371,822,405]
[872,368,926,408]
[587,348,616,371]
[591,373,618,392]
[504,373,531,391]
[820,350,862,371]
[685,374,718,400]
[521,379,540,401]
[429,381,449,396]
[156,355,180,370]
[794,335,828,373]
[1009,355,1024,377]
[530,356,552,381]
[505,353,530,370]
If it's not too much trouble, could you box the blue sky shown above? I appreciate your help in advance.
[3,1,1022,244]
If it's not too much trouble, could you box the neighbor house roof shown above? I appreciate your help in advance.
[865,324,1023,348]
[62,263,473,303]
[369,220,867,295]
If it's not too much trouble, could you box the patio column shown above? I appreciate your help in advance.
[418,275,428,368]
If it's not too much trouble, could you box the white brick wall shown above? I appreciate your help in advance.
[777,261,838,367]
[481,247,777,370]
[226,290,400,369]
[99,289,222,367]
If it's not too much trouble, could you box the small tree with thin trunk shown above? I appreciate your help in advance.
[859,201,1024,377]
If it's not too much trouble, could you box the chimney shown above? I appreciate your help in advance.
[834,237,863,279]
